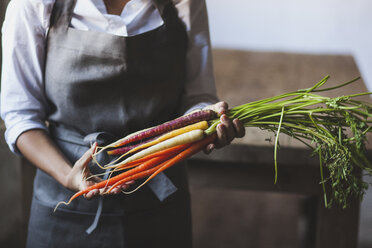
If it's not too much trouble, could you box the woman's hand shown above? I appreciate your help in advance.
[203,101,245,153]
[64,143,133,199]
[17,129,133,199]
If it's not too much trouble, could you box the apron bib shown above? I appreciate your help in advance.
[27,0,192,247]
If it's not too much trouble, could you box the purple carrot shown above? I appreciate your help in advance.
[108,135,159,155]
[108,143,142,156]
[112,109,217,148]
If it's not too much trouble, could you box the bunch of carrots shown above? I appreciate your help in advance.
[55,110,218,210]
[56,76,372,210]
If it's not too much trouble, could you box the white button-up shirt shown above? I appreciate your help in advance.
[1,0,218,153]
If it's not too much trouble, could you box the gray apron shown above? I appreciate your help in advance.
[26,0,192,247]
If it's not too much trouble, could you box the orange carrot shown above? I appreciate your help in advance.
[94,143,192,180]
[116,142,192,170]
[107,162,166,193]
[55,134,216,210]
[105,129,205,169]
[54,155,172,211]
[115,133,217,194]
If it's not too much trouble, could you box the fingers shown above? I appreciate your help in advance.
[203,143,215,154]
[108,180,135,194]
[78,144,135,199]
[75,142,97,171]
[66,143,98,191]
[84,189,100,199]
[215,114,234,147]
[121,180,135,190]
[215,101,228,115]
[212,114,246,150]
[221,114,235,144]
[83,180,136,199]
[204,101,228,115]
[233,118,246,138]
[202,101,246,153]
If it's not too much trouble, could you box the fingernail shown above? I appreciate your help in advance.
[91,142,97,150]
[209,144,214,152]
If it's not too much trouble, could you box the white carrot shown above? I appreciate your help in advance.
[107,121,209,156]
[104,129,205,169]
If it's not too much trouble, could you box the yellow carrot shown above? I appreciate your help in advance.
[104,129,205,169]
[107,121,209,156]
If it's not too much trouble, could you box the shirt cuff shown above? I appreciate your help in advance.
[184,102,213,115]
[4,121,48,155]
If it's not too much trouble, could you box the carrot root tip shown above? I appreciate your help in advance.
[54,200,70,212]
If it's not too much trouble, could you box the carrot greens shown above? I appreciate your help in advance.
[206,75,372,208]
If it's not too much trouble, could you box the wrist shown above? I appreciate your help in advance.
[60,173,70,189]
[57,166,73,189]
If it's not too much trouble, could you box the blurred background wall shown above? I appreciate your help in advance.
[205,0,372,247]
[0,2,23,248]
[205,0,372,91]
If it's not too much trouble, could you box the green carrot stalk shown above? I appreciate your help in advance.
[86,75,372,209]
[203,76,372,208]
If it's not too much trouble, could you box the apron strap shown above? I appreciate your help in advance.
[152,0,181,24]
[49,0,77,32]
[152,0,171,16]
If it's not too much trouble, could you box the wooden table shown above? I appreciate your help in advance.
[188,50,371,248]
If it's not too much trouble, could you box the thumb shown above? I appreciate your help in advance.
[75,142,97,171]
[71,142,98,191]
[203,101,228,115]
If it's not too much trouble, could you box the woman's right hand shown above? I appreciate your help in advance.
[64,143,133,199]
[17,130,133,199]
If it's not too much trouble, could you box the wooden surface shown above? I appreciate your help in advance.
[189,50,368,248]
[212,50,371,148]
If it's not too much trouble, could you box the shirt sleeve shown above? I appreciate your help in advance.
[175,0,219,114]
[0,0,54,154]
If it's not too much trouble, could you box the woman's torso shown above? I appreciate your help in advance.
[35,0,189,214]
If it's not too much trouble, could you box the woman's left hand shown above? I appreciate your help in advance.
[203,101,245,153]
